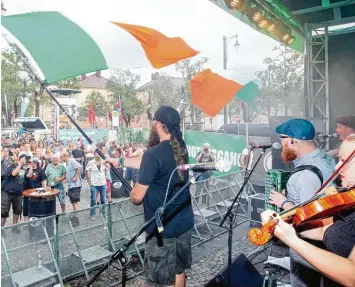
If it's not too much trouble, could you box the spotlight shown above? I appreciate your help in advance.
[252,11,263,22]
[224,0,245,10]
[287,35,295,45]
[258,19,268,28]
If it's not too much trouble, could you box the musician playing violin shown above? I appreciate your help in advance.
[268,135,355,287]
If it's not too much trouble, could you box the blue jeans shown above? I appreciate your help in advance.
[90,185,107,216]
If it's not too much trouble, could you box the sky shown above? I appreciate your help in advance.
[2,0,281,86]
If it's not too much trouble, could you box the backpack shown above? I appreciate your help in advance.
[291,165,324,185]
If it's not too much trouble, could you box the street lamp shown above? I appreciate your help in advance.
[223,34,240,125]
[1,2,7,16]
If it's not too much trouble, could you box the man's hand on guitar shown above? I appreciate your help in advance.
[269,189,287,208]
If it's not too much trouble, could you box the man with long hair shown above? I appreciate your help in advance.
[130,106,194,287]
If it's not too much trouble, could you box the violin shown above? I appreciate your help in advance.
[248,187,355,246]
[248,147,355,246]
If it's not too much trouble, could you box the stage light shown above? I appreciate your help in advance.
[287,35,295,45]
[252,11,262,22]
[267,22,276,32]
[258,19,268,28]
[224,0,245,10]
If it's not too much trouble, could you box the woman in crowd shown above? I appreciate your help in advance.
[42,149,52,170]
[85,151,108,220]
[37,141,45,156]
[101,147,112,203]
[67,140,74,154]
[30,141,37,154]
[1,147,15,182]
[270,135,355,287]
[35,149,46,170]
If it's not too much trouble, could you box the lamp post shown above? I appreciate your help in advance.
[223,34,240,125]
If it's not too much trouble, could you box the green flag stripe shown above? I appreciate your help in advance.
[236,81,261,110]
[2,12,108,83]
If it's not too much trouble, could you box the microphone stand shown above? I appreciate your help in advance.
[86,172,201,287]
[219,148,267,287]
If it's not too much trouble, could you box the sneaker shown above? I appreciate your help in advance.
[91,217,95,221]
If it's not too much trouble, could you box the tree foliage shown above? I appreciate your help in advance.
[256,45,304,116]
[106,68,144,127]
[78,91,110,118]
[175,57,209,124]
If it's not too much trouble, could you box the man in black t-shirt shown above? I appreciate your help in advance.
[130,106,194,287]
[1,154,27,227]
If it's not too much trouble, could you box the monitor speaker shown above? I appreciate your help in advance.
[205,253,264,287]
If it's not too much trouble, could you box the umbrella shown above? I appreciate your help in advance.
[2,11,198,84]
[190,68,262,117]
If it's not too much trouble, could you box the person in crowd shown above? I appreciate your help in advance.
[124,142,143,187]
[34,148,45,169]
[72,142,85,178]
[30,141,37,154]
[67,140,74,154]
[23,143,33,158]
[130,106,193,287]
[42,149,52,170]
[45,154,66,213]
[240,140,257,172]
[61,152,82,213]
[84,144,95,163]
[103,136,110,151]
[264,135,355,287]
[194,143,216,204]
[328,116,355,157]
[23,158,46,222]
[86,151,108,220]
[269,118,336,287]
[1,154,27,228]
[101,147,113,203]
[37,141,45,155]
[1,147,15,182]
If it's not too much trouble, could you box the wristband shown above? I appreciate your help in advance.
[281,200,293,209]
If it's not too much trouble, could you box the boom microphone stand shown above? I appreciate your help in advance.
[219,148,267,287]
[86,172,201,286]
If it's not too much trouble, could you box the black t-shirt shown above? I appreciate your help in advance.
[24,168,46,189]
[138,140,194,238]
[72,149,84,161]
[323,209,355,287]
[3,164,26,195]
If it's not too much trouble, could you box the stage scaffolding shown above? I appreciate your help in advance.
[1,171,254,287]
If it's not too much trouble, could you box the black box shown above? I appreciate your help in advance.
[248,193,265,223]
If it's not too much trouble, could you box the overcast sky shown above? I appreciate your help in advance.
[2,0,280,85]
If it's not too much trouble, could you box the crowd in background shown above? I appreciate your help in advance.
[1,133,147,227]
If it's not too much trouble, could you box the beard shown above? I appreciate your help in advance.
[281,145,297,163]
[147,125,160,149]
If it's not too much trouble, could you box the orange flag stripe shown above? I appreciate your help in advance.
[190,69,243,117]
[113,22,198,69]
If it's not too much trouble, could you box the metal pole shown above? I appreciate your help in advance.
[324,24,330,149]
[223,36,228,125]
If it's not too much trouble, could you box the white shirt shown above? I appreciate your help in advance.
[86,160,107,186]
[242,148,254,170]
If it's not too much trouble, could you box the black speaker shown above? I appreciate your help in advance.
[268,116,294,171]
[205,253,264,287]
[110,168,129,198]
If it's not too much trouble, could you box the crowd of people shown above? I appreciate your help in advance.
[1,133,147,227]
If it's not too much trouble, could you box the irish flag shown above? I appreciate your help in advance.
[1,11,198,84]
[190,69,262,117]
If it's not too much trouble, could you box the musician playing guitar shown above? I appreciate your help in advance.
[269,119,336,287]
[264,135,355,287]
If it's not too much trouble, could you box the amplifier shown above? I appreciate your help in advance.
[248,193,265,223]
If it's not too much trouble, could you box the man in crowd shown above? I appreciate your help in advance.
[194,143,215,204]
[45,154,66,213]
[61,151,82,211]
[268,118,335,287]
[130,106,194,287]
[1,154,27,227]
[328,116,355,157]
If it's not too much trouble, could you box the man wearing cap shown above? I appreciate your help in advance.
[130,106,194,287]
[268,118,335,287]
[328,116,355,157]
[1,154,27,227]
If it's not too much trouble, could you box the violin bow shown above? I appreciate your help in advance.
[315,148,355,194]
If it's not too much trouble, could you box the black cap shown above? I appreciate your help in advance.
[153,106,180,133]
[19,154,27,160]
[336,116,355,130]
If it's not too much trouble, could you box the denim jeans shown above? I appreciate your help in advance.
[90,185,107,216]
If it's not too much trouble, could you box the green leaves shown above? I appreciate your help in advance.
[77,91,110,118]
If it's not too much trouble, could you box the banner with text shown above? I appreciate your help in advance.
[184,131,246,176]
[59,129,108,144]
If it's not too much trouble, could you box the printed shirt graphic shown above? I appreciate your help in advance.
[86,160,107,186]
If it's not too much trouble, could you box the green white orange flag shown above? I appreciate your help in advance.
[1,11,198,84]
[190,69,262,117]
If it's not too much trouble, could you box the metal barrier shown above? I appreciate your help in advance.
[1,171,253,286]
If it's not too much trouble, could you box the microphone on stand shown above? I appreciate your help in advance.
[317,133,338,139]
[178,159,232,173]
[251,142,281,150]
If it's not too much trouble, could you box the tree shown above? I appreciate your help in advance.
[175,57,209,125]
[78,91,110,118]
[147,72,182,110]
[106,68,144,127]
[256,45,304,116]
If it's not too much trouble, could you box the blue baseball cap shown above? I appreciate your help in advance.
[276,118,315,140]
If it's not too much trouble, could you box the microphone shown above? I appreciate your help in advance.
[251,142,281,150]
[317,133,338,139]
[178,159,232,173]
